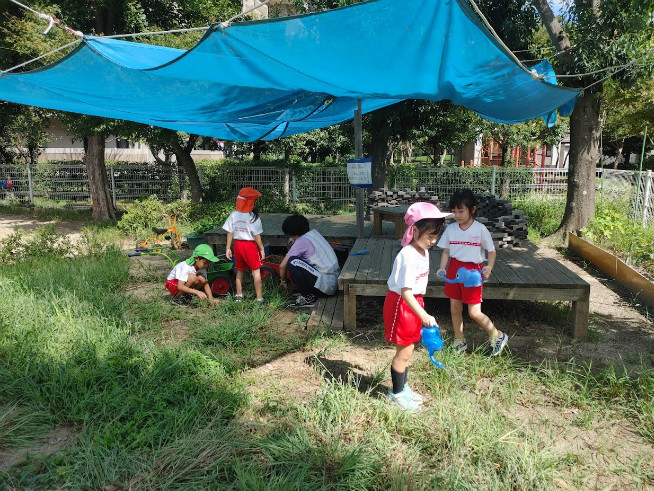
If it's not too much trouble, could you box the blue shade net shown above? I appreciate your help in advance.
[0,0,579,142]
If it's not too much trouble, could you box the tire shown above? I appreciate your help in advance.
[260,265,278,284]
[210,274,232,296]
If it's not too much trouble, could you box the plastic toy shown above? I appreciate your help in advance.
[137,214,180,250]
[437,268,483,287]
[259,254,294,285]
[421,325,444,369]
[206,257,235,296]
[128,247,235,296]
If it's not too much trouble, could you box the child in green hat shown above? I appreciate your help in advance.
[165,244,220,306]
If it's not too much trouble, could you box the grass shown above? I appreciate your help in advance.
[1,215,653,489]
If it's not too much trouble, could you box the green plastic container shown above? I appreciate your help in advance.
[185,234,207,248]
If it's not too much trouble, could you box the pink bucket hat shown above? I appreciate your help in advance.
[401,202,453,246]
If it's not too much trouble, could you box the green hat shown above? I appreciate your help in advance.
[185,243,219,265]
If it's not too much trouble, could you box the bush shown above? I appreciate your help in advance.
[117,196,193,235]
[513,195,565,239]
[581,206,654,273]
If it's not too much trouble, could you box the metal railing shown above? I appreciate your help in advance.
[0,162,652,224]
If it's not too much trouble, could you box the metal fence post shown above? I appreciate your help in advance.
[283,168,290,204]
[291,170,297,207]
[491,166,496,196]
[26,162,34,205]
[110,167,117,208]
[643,170,652,225]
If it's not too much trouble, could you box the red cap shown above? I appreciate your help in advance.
[235,187,262,212]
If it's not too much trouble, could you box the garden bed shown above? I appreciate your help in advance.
[568,232,654,308]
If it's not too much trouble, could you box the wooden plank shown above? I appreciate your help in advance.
[365,238,386,284]
[319,294,338,326]
[343,284,357,329]
[510,247,560,285]
[332,292,344,329]
[338,238,368,288]
[307,297,327,327]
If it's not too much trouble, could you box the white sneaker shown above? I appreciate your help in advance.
[486,332,508,357]
[387,388,421,412]
[403,384,425,404]
[452,338,468,353]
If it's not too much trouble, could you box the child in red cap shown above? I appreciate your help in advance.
[222,187,265,303]
[384,202,452,412]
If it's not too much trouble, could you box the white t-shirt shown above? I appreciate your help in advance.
[437,220,495,264]
[167,261,207,282]
[387,245,430,295]
[222,211,263,241]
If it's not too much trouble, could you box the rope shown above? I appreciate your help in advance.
[101,27,210,39]
[79,0,274,39]
[8,0,83,37]
[581,48,654,92]
[466,0,544,79]
[0,40,79,75]
[219,0,274,29]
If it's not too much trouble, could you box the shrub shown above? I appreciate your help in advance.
[117,197,193,235]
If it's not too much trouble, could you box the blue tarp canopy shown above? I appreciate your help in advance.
[0,0,579,142]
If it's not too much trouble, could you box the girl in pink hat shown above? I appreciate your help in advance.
[383,202,452,412]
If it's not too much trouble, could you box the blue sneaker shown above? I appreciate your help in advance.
[486,332,508,357]
[387,388,421,412]
[403,384,425,404]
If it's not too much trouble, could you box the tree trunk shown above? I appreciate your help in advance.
[84,134,115,221]
[370,130,390,190]
[252,141,264,161]
[557,87,602,238]
[170,137,203,203]
[614,139,624,169]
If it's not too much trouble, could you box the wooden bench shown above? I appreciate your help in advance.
[338,238,590,339]
[372,205,410,239]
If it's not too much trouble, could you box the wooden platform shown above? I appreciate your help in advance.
[307,291,345,330]
[338,238,591,339]
[204,213,397,249]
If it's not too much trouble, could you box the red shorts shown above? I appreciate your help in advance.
[165,278,180,297]
[234,240,262,271]
[383,291,424,346]
[443,257,483,304]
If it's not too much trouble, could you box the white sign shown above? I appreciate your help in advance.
[347,158,372,188]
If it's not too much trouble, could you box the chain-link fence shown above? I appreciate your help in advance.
[0,162,652,224]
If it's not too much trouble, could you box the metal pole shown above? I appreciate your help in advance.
[633,126,648,227]
[355,100,364,239]
[110,166,117,208]
[491,165,496,196]
[643,170,652,226]
[291,170,297,208]
[27,162,34,205]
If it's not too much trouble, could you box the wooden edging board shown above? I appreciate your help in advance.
[568,232,654,308]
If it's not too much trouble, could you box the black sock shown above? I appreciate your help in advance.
[391,366,406,394]
[403,367,409,388]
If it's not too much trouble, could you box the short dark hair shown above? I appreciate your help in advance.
[449,189,478,217]
[282,214,310,236]
[414,218,445,240]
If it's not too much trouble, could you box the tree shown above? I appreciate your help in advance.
[602,78,654,168]
[2,0,241,218]
[531,0,654,237]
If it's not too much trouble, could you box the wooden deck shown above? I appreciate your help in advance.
[338,238,591,339]
[204,213,396,249]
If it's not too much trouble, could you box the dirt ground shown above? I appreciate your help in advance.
[2,214,654,488]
